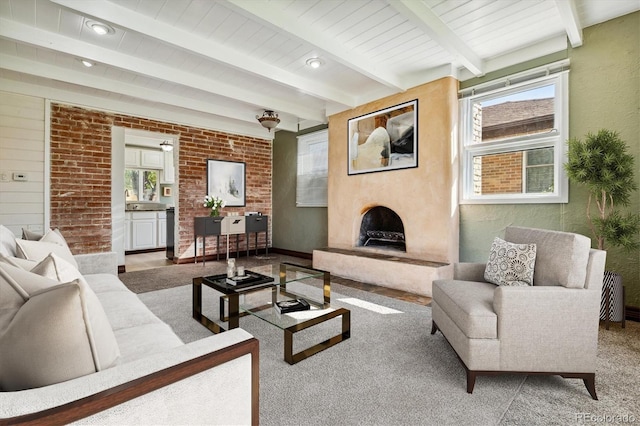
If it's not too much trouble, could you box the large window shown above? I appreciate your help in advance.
[296,129,328,207]
[459,67,569,204]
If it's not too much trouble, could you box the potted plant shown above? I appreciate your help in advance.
[564,129,640,327]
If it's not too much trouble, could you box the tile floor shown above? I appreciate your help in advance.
[125,251,432,306]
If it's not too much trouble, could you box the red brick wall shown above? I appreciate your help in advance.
[177,130,272,259]
[50,104,272,258]
[480,152,523,194]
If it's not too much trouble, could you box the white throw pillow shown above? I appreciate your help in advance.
[15,239,78,269]
[0,281,120,391]
[0,253,38,270]
[22,228,43,241]
[39,228,70,247]
[30,252,88,287]
[0,262,60,334]
[484,237,537,286]
[0,225,17,257]
[0,258,60,296]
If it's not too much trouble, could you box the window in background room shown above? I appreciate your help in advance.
[125,169,159,201]
[459,63,569,204]
[296,129,328,207]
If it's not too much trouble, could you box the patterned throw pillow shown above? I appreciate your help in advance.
[484,237,537,286]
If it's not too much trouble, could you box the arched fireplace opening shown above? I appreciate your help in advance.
[358,206,406,252]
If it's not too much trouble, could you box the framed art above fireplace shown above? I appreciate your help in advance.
[348,99,418,175]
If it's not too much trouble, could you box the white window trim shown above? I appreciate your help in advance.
[459,71,569,204]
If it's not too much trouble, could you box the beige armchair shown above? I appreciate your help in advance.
[431,226,606,399]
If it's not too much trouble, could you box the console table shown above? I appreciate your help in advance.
[194,215,268,264]
[245,215,268,257]
[194,216,245,265]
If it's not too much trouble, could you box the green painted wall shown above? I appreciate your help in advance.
[460,12,640,307]
[272,127,328,254]
[271,12,639,306]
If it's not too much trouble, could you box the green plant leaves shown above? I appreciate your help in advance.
[565,129,639,250]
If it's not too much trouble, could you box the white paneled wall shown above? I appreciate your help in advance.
[0,91,45,236]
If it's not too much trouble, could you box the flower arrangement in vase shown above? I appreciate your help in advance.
[203,195,226,217]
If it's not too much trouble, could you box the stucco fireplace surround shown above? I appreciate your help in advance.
[313,77,459,297]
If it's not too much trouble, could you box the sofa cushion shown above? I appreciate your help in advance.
[85,273,130,294]
[484,237,536,286]
[15,239,78,269]
[0,259,60,296]
[22,228,43,241]
[505,226,591,288]
[432,279,497,339]
[0,264,32,334]
[0,281,120,391]
[30,252,88,287]
[96,290,165,331]
[40,228,71,247]
[114,323,184,364]
[0,253,38,270]
[0,225,17,257]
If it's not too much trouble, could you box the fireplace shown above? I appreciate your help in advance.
[358,206,405,252]
[314,77,459,297]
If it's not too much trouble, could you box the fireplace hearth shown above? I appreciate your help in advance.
[358,206,405,251]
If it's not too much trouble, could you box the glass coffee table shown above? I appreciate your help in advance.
[192,263,351,364]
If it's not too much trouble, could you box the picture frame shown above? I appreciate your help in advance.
[206,159,246,207]
[348,99,418,175]
[162,186,172,197]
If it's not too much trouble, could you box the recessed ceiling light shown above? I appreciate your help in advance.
[80,59,94,67]
[305,57,323,69]
[86,20,115,35]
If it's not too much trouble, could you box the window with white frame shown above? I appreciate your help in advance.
[296,129,328,207]
[125,169,159,201]
[459,66,569,204]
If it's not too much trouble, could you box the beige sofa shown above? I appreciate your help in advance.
[431,226,606,399]
[0,226,258,424]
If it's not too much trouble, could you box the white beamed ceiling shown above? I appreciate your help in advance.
[0,0,638,138]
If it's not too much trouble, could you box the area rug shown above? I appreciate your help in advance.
[127,263,640,425]
[138,282,523,425]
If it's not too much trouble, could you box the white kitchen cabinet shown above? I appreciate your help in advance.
[124,213,132,251]
[157,211,167,247]
[125,148,163,169]
[125,148,140,167]
[160,151,175,184]
[140,150,163,169]
[126,211,167,251]
[131,211,158,250]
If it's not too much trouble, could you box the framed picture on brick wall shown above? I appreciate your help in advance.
[206,159,246,207]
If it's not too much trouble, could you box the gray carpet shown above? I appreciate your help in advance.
[123,263,640,425]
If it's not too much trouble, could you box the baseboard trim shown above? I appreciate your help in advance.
[626,306,640,322]
[125,248,166,255]
[270,247,312,260]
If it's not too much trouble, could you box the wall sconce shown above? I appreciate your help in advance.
[160,140,173,152]
[256,110,280,132]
